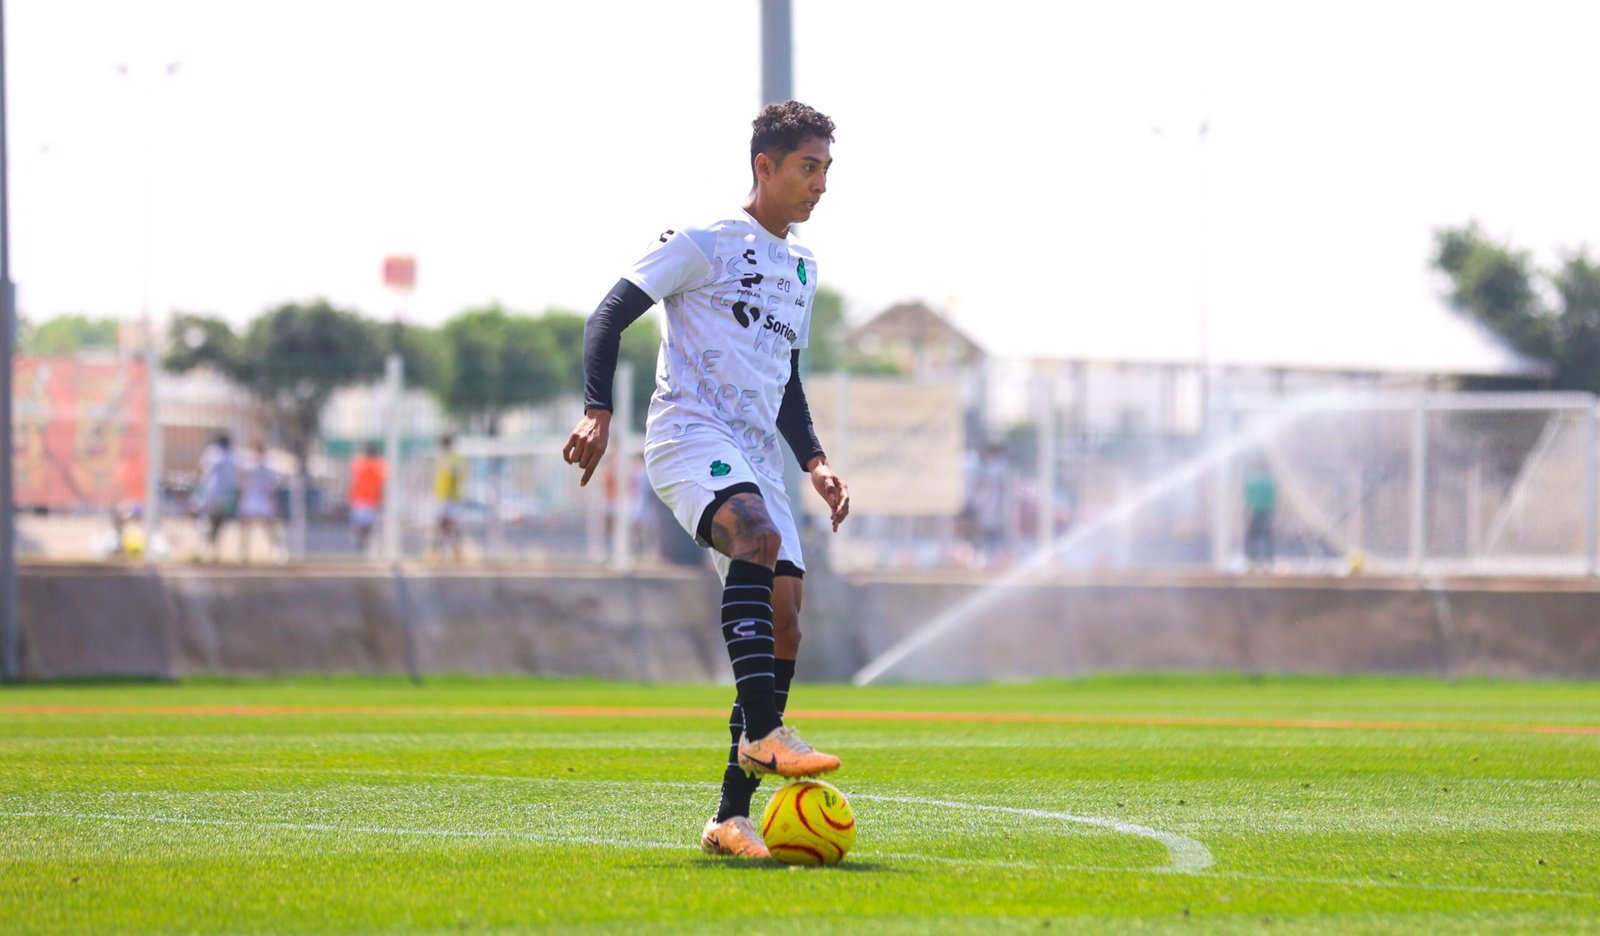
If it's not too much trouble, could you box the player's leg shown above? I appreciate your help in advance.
[713,564,802,825]
[205,510,223,562]
[707,490,784,743]
[716,482,835,779]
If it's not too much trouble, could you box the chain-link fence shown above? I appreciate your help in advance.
[15,354,1600,578]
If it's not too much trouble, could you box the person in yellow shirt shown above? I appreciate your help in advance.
[432,434,465,562]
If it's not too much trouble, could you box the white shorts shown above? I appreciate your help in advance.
[644,431,803,583]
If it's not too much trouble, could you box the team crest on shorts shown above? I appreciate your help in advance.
[710,460,732,478]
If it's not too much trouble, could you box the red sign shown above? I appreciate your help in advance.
[14,357,150,509]
[383,255,417,292]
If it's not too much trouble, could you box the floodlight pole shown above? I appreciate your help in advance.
[760,0,792,107]
[0,0,18,682]
[117,62,181,566]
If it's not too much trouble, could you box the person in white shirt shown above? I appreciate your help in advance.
[564,101,851,861]
[236,441,283,563]
[192,432,239,563]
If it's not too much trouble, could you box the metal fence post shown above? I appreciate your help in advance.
[611,361,633,570]
[382,352,403,563]
[1408,393,1427,574]
[1586,397,1598,577]
[1035,375,1055,563]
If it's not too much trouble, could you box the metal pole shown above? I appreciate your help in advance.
[122,63,180,567]
[1208,382,1230,571]
[1035,375,1055,562]
[760,0,792,106]
[760,0,804,523]
[1586,398,1598,577]
[382,352,402,563]
[1408,394,1428,573]
[610,360,633,570]
[0,0,20,681]
[142,327,161,563]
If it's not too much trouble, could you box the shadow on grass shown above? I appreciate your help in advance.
[680,858,902,874]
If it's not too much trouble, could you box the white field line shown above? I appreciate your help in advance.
[2,811,686,851]
[4,804,1595,900]
[850,793,1212,874]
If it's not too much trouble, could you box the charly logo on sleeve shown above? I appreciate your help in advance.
[710,460,732,478]
[796,258,807,285]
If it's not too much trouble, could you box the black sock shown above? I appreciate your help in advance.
[715,656,798,822]
[721,561,779,740]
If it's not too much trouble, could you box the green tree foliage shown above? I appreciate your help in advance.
[534,309,587,395]
[165,300,385,479]
[24,314,120,355]
[390,322,449,393]
[1433,224,1551,359]
[1432,224,1600,393]
[1550,252,1600,392]
[802,287,850,373]
[431,306,565,434]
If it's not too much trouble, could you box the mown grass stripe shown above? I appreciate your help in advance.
[5,702,1596,736]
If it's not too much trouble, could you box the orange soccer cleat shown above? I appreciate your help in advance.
[737,725,841,779]
[700,815,771,859]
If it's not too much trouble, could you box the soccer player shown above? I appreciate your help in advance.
[564,100,851,861]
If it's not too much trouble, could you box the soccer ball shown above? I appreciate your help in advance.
[760,779,856,865]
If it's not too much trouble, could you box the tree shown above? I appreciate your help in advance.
[802,286,851,373]
[166,301,385,551]
[25,314,120,356]
[1432,224,1552,361]
[1551,252,1600,393]
[430,306,565,434]
[425,305,579,552]
[1432,223,1600,393]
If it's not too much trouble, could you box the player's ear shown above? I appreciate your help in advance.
[754,151,775,183]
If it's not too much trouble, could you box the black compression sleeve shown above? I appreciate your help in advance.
[777,350,826,469]
[582,279,656,412]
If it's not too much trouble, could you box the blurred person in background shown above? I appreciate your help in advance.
[191,432,239,563]
[1243,464,1278,571]
[237,440,283,563]
[564,100,851,862]
[432,434,465,562]
[348,441,387,555]
[969,443,1013,567]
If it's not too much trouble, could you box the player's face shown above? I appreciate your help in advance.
[768,136,831,224]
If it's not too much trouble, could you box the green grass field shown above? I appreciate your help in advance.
[3,674,1597,934]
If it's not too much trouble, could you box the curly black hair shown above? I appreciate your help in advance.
[750,100,835,185]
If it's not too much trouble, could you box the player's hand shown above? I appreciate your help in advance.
[808,458,850,532]
[563,409,612,486]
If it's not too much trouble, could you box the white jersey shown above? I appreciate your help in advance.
[625,209,817,481]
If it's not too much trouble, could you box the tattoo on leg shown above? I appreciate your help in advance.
[712,494,774,564]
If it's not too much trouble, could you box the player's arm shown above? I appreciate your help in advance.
[777,350,850,531]
[563,279,655,486]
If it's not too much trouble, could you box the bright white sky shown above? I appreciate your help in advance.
[9,0,1599,371]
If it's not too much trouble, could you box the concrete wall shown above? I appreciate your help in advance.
[841,574,1600,681]
[15,564,1600,681]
